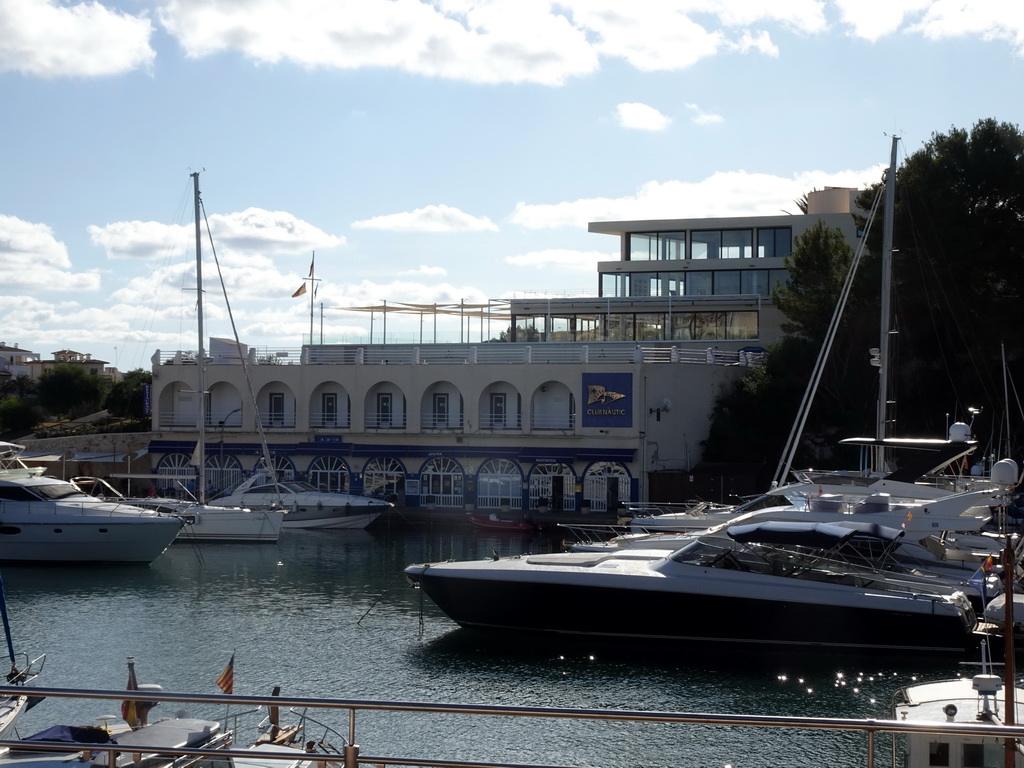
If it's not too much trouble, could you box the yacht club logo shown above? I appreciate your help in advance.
[582,373,632,428]
[587,384,626,405]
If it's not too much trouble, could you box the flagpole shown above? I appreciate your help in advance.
[308,251,315,346]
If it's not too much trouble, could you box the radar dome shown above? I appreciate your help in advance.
[948,422,971,443]
[990,459,1019,487]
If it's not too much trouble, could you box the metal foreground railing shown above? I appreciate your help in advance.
[6,685,1024,768]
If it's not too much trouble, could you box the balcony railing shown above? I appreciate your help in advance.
[364,412,407,429]
[155,342,766,368]
[419,414,464,430]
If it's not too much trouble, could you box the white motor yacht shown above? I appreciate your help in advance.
[0,443,183,564]
[208,474,391,530]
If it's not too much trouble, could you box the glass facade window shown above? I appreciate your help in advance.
[601,273,629,298]
[721,230,753,259]
[603,313,634,341]
[727,311,758,339]
[741,270,770,296]
[549,316,571,341]
[661,232,686,259]
[691,231,720,259]
[756,227,792,259]
[635,313,663,340]
[687,271,713,295]
[713,271,740,294]
[629,233,657,260]
[630,274,654,297]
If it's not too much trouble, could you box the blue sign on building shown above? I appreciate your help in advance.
[581,372,632,428]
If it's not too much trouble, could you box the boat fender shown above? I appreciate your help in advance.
[345,502,352,516]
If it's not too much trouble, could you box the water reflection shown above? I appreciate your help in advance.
[0,523,972,768]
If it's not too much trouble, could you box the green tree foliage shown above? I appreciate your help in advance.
[772,220,856,343]
[36,364,108,419]
[0,396,42,434]
[705,118,1024,468]
[104,369,152,420]
[855,119,1024,440]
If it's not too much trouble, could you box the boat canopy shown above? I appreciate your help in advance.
[726,521,862,548]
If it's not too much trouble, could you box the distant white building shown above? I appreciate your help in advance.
[148,190,862,509]
[0,342,39,381]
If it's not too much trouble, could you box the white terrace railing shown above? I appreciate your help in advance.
[7,683,1017,768]
[154,342,766,368]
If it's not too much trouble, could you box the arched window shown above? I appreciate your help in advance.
[477,459,523,510]
[582,462,631,512]
[363,457,405,501]
[155,453,195,499]
[206,453,243,497]
[529,463,576,511]
[420,457,464,508]
[308,456,351,493]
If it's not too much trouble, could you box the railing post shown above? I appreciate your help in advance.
[343,743,359,768]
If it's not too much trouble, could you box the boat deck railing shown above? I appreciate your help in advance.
[8,685,1024,768]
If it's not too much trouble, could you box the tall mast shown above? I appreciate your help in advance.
[192,171,207,504]
[874,135,898,472]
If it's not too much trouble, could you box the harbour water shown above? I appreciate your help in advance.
[2,519,969,767]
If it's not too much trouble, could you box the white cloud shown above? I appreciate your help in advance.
[400,265,449,276]
[152,0,830,85]
[0,215,101,291]
[510,165,886,229]
[614,102,672,131]
[0,0,155,77]
[685,103,724,125]
[352,204,498,232]
[832,0,1024,52]
[911,0,1024,53]
[157,0,598,85]
[833,0,932,41]
[504,249,615,272]
[89,209,344,260]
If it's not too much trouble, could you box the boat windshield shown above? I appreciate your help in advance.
[280,482,318,492]
[30,482,90,501]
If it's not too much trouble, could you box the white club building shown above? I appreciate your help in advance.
[147,190,862,512]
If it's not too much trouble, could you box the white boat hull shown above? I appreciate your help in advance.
[174,506,284,542]
[281,510,383,530]
[0,516,183,563]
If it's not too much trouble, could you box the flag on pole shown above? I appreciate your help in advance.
[216,652,235,694]
[291,284,307,298]
[121,657,140,728]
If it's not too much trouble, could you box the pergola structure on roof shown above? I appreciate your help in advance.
[329,300,512,344]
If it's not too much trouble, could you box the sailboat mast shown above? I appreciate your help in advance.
[874,135,898,472]
[192,171,207,504]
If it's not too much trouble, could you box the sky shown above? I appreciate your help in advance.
[1,0,1023,373]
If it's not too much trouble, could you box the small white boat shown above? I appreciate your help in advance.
[208,475,391,530]
[893,657,1024,767]
[0,443,183,564]
[71,477,284,544]
[1,657,232,768]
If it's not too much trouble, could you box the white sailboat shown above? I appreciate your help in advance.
[80,174,284,543]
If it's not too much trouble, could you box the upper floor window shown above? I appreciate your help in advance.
[756,227,792,259]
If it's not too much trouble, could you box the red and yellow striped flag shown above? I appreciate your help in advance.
[216,652,235,694]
